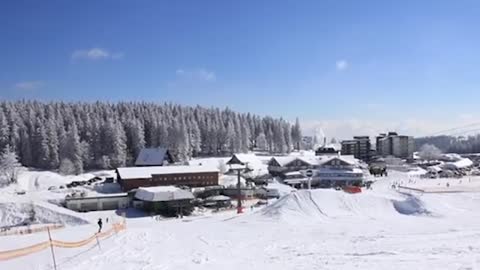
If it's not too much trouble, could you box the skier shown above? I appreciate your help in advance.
[106,217,109,223]
[97,218,103,233]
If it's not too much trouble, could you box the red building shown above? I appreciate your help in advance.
[116,166,220,192]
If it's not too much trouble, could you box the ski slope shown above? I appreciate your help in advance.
[2,169,480,269]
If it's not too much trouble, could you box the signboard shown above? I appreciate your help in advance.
[305,169,314,178]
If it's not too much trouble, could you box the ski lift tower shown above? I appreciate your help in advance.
[227,155,254,214]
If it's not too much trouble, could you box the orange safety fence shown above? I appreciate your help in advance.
[0,221,126,261]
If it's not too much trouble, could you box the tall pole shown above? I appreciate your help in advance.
[237,169,243,214]
[47,227,57,270]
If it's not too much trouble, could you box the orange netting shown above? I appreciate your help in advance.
[0,221,126,261]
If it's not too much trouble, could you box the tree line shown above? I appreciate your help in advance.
[415,135,480,154]
[0,101,302,174]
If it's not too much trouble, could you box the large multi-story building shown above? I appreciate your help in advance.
[267,155,364,188]
[341,136,371,161]
[376,132,414,159]
[116,166,220,192]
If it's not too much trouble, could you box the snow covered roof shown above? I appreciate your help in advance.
[65,193,128,201]
[205,195,231,201]
[441,158,473,169]
[134,186,194,202]
[269,156,297,166]
[269,155,358,167]
[135,148,173,166]
[427,166,443,173]
[441,153,462,161]
[284,171,304,177]
[117,165,219,180]
[322,155,357,166]
[227,153,263,167]
[318,168,364,174]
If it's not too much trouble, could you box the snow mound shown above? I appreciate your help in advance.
[0,202,89,227]
[266,180,296,197]
[393,195,430,215]
[260,189,432,222]
[261,190,328,220]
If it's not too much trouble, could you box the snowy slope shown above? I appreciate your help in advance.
[3,170,480,269]
[0,202,89,227]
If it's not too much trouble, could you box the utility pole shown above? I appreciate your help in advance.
[236,169,243,214]
[228,162,253,214]
[47,227,57,270]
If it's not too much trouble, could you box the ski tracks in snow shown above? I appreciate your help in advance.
[62,229,166,270]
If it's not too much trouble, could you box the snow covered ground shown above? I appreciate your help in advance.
[0,169,116,228]
[3,167,480,269]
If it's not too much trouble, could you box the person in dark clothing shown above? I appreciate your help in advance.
[97,218,103,233]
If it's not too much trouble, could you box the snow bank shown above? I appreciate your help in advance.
[265,180,296,197]
[0,202,89,227]
[392,195,430,215]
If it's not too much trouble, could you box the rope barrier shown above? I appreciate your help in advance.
[0,221,126,261]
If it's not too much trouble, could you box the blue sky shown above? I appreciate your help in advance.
[1,0,480,138]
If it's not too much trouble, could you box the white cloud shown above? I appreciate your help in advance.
[71,48,124,60]
[14,81,43,90]
[175,68,216,82]
[336,60,349,71]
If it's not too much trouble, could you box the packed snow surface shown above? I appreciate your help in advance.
[3,166,480,269]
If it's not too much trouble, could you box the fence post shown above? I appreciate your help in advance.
[47,227,58,270]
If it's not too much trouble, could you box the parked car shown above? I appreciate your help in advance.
[48,186,57,191]
[70,181,80,187]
